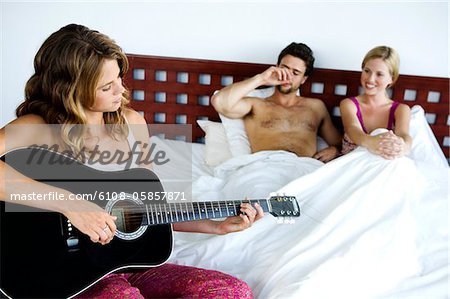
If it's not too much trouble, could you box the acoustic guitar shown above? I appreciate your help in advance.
[0,147,300,298]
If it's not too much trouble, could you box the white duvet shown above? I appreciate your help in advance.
[166,106,448,299]
[191,150,323,201]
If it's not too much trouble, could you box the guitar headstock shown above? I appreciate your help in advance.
[268,195,300,218]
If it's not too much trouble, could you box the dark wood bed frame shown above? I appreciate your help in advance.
[124,54,449,159]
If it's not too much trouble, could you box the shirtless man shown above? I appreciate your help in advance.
[211,42,342,162]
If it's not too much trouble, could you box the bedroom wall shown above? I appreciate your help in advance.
[1,1,448,127]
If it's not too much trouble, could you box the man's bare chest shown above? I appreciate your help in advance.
[249,104,319,132]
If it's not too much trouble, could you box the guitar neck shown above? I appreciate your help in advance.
[142,199,269,225]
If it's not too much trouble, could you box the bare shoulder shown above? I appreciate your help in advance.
[7,114,47,125]
[123,108,147,125]
[340,97,353,106]
[300,96,328,112]
[394,103,411,121]
[122,108,150,144]
[1,114,48,137]
[1,114,51,154]
[396,103,411,113]
[339,97,356,110]
[246,96,265,105]
[301,96,324,105]
[245,96,273,113]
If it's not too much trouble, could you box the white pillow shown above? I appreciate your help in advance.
[316,136,329,151]
[248,87,275,98]
[197,120,232,166]
[219,87,274,156]
[218,115,251,157]
[408,105,448,168]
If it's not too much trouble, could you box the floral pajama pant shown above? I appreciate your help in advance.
[76,263,253,298]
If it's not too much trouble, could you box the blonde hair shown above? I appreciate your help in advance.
[362,46,400,85]
[16,24,130,154]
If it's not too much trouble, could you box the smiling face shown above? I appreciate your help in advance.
[360,58,393,96]
[88,59,125,113]
[277,54,308,94]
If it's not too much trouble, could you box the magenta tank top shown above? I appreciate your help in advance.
[350,97,399,132]
[341,97,400,155]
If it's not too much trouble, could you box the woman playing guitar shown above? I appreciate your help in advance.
[0,23,263,298]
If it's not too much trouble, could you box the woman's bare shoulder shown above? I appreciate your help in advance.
[1,114,53,154]
[123,108,147,125]
[396,102,411,112]
[7,114,47,126]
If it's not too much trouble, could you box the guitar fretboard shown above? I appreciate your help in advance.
[142,199,269,225]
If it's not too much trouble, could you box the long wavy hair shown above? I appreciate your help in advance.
[16,23,130,154]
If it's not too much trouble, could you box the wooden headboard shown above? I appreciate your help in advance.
[124,54,449,158]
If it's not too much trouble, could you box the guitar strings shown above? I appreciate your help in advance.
[108,199,299,226]
[110,201,262,225]
[109,201,268,217]
[113,203,249,224]
[108,199,287,214]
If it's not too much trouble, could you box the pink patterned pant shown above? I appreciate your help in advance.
[76,263,253,298]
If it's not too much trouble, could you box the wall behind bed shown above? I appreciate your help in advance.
[2,1,448,127]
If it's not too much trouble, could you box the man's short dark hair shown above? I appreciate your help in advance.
[277,42,315,77]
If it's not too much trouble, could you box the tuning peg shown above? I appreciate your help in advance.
[277,218,284,224]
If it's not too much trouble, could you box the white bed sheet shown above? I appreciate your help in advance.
[155,105,448,299]
[150,136,212,200]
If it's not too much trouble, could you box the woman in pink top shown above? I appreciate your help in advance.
[340,46,412,159]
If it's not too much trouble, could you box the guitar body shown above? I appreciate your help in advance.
[1,148,172,298]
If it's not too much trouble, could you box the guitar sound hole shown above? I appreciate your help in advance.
[110,200,144,234]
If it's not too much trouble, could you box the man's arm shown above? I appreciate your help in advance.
[313,100,342,162]
[211,66,291,119]
[319,109,341,147]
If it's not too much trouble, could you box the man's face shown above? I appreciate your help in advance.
[277,55,308,94]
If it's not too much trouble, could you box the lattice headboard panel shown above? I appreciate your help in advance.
[124,54,449,158]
